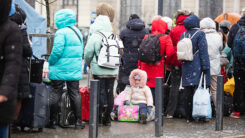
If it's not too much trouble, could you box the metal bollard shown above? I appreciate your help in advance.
[215,75,224,131]
[155,77,164,137]
[89,80,100,138]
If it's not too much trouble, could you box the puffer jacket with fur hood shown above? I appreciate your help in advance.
[200,17,223,75]
[125,69,153,106]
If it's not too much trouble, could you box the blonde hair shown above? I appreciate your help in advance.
[96,3,115,22]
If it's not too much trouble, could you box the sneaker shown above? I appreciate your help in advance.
[166,114,173,119]
[140,114,147,124]
[75,120,85,129]
[110,112,115,121]
[230,111,240,119]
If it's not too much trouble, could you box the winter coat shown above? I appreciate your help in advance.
[10,8,32,99]
[222,44,234,73]
[181,15,210,87]
[118,18,148,85]
[85,15,118,76]
[0,0,23,125]
[227,16,245,71]
[169,15,189,68]
[200,18,223,76]
[49,9,84,81]
[125,69,153,106]
[138,19,176,88]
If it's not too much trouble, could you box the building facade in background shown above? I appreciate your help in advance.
[34,0,245,31]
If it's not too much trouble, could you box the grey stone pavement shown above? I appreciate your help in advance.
[11,73,245,138]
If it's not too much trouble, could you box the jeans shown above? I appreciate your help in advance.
[183,86,197,120]
[50,80,81,121]
[138,103,147,116]
[166,67,181,116]
[93,76,115,123]
[150,88,155,105]
[233,69,245,112]
[0,125,8,138]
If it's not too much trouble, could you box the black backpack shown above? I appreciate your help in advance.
[138,34,164,63]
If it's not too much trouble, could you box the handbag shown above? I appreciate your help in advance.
[192,72,212,119]
[30,55,45,83]
[118,104,139,122]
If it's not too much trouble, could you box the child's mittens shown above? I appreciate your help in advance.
[125,100,131,105]
[147,106,152,113]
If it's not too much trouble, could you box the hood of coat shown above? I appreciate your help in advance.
[126,18,145,31]
[151,18,168,34]
[10,6,26,25]
[89,15,113,34]
[200,17,216,33]
[0,0,12,24]
[129,69,147,88]
[55,9,76,29]
[184,15,200,30]
[176,15,188,25]
[238,16,245,26]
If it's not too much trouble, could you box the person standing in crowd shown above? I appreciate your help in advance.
[200,17,223,107]
[0,0,23,137]
[165,10,192,119]
[181,15,210,123]
[161,16,173,34]
[227,8,245,119]
[9,5,32,125]
[48,9,84,129]
[138,18,176,105]
[85,3,118,126]
[116,14,148,94]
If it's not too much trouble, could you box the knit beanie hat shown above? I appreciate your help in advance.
[129,14,139,20]
[220,20,231,29]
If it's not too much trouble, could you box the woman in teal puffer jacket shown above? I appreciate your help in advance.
[48,9,84,129]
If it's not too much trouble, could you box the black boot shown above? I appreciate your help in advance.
[47,120,57,129]
[75,119,85,129]
[103,116,111,126]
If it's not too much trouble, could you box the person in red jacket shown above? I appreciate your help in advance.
[165,12,192,119]
[138,18,176,105]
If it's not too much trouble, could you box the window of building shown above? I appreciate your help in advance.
[64,0,77,6]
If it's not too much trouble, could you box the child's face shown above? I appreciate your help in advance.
[135,80,140,85]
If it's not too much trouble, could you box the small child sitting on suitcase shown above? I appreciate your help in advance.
[124,69,153,124]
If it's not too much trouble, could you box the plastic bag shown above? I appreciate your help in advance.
[192,73,212,119]
[42,61,51,83]
[224,77,235,96]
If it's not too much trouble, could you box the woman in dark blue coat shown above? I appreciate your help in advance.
[116,14,148,93]
[181,15,210,122]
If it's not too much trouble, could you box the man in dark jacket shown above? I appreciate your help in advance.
[227,8,245,119]
[116,14,148,93]
[0,0,23,137]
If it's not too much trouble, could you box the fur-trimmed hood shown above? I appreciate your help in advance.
[129,69,147,88]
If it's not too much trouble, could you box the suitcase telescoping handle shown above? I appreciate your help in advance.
[41,54,50,61]
[87,69,90,91]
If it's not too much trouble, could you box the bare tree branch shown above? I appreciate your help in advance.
[35,0,46,6]
[49,0,58,5]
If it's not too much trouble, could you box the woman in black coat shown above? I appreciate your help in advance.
[10,5,32,121]
[116,14,148,93]
[0,0,23,134]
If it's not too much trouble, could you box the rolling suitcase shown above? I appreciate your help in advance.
[79,86,90,121]
[17,83,50,132]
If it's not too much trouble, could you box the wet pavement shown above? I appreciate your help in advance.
[11,73,245,138]
[11,116,245,138]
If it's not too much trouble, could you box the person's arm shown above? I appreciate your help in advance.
[22,29,32,57]
[145,86,153,107]
[48,32,65,65]
[0,27,23,102]
[198,32,210,72]
[84,34,97,66]
[227,24,239,49]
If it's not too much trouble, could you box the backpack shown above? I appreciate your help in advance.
[97,32,123,69]
[138,34,164,63]
[177,30,200,61]
[233,24,245,59]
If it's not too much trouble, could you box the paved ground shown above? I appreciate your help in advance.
[11,73,245,138]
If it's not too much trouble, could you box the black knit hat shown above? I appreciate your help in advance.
[129,14,139,20]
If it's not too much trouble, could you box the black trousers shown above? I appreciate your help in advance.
[93,76,115,122]
[166,67,181,116]
[50,80,81,121]
[233,69,245,112]
[183,86,197,120]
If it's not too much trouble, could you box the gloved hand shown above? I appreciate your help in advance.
[147,106,152,113]
[203,70,208,75]
[125,100,131,105]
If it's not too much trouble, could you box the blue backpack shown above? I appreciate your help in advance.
[233,24,245,58]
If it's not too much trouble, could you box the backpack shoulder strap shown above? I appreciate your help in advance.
[190,30,200,39]
[68,26,82,44]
